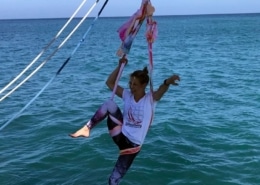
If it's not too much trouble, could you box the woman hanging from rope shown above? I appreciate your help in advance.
[70,56,180,185]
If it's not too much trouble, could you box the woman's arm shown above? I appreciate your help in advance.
[106,57,128,98]
[153,75,180,101]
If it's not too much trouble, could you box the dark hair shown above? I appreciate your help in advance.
[130,66,149,85]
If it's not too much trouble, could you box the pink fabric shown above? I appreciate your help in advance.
[146,19,158,43]
[116,1,149,56]
[120,146,141,155]
[117,9,141,42]
[111,63,125,100]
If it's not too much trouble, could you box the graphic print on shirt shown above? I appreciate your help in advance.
[125,103,144,128]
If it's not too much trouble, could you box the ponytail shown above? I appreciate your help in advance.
[130,66,149,85]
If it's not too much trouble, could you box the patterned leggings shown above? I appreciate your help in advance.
[109,132,140,185]
[86,100,140,185]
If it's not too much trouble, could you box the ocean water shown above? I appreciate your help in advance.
[0,13,260,185]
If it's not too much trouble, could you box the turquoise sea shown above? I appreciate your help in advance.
[0,14,260,185]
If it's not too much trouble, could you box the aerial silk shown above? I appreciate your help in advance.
[114,0,157,117]
[0,0,109,131]
[145,3,157,135]
[111,0,151,101]
[116,0,149,57]
[146,2,157,105]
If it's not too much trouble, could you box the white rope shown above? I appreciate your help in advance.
[0,0,88,95]
[0,0,98,102]
[0,0,107,131]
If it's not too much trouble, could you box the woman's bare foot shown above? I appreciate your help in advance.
[69,125,90,138]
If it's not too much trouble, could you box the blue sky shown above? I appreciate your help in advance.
[0,0,260,19]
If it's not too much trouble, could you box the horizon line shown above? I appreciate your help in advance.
[0,12,259,21]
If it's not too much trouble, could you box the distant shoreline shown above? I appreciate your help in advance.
[0,12,259,21]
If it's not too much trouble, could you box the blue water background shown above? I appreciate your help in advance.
[0,14,260,185]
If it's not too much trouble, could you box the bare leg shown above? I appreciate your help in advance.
[69,125,90,138]
[69,100,121,138]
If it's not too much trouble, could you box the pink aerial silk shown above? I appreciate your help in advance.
[145,2,157,129]
[110,62,125,100]
[112,1,150,100]
[116,0,149,57]
[146,16,158,97]
[117,10,141,42]
[120,146,141,155]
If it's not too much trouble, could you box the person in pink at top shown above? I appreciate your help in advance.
[70,56,180,185]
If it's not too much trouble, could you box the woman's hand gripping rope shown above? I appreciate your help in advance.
[118,55,128,67]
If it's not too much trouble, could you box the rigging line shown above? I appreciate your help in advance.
[0,0,88,95]
[0,0,99,103]
[0,0,109,131]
